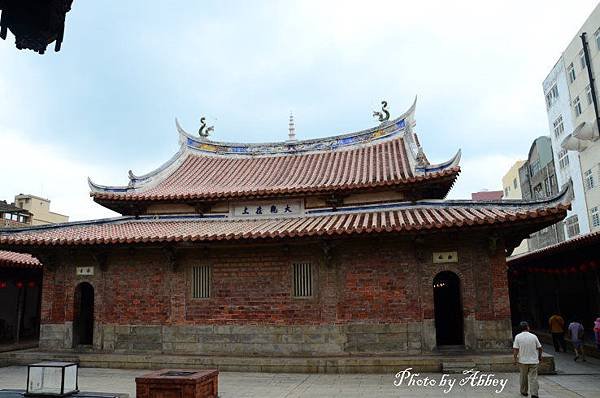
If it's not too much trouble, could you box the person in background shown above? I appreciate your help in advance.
[549,313,566,352]
[513,321,542,398]
[568,318,586,362]
[594,317,600,351]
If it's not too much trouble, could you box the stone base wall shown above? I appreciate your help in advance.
[40,320,512,356]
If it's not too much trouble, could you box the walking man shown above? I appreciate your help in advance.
[548,313,566,352]
[568,318,586,361]
[513,321,542,398]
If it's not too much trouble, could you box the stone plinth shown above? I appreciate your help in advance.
[135,369,218,398]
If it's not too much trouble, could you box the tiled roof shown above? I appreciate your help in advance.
[88,101,462,206]
[507,229,600,265]
[0,194,570,247]
[0,200,30,214]
[91,137,460,202]
[0,250,41,268]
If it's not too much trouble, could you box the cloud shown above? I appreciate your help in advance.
[0,129,119,221]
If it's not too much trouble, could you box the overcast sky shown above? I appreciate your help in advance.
[1,1,599,221]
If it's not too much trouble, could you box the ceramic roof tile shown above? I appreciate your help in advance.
[0,195,570,248]
[0,250,41,268]
[91,136,461,203]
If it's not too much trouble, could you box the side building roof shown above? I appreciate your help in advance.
[89,100,462,213]
[0,250,41,268]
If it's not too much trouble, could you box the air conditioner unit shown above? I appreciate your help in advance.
[561,133,591,152]
[572,121,598,141]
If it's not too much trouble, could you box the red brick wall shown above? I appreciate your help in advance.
[40,234,511,326]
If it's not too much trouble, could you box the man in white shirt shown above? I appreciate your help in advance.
[513,321,542,397]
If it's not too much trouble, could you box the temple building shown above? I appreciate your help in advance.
[0,250,42,346]
[0,101,571,371]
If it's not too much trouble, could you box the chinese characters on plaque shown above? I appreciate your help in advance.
[232,200,303,218]
[76,266,94,276]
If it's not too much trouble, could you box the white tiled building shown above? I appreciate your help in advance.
[542,3,600,235]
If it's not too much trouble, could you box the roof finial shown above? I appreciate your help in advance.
[373,101,390,123]
[198,117,214,138]
[288,112,296,141]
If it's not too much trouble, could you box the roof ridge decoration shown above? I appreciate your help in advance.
[175,97,417,156]
[88,97,462,199]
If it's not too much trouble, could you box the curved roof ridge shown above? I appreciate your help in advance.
[89,145,190,194]
[177,97,417,156]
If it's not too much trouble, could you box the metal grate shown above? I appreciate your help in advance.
[192,265,211,298]
[293,262,312,297]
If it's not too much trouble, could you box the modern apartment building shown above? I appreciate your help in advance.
[543,58,589,239]
[518,137,565,251]
[502,160,528,255]
[14,194,68,225]
[545,3,600,233]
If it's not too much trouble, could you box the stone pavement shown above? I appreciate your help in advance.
[0,344,598,397]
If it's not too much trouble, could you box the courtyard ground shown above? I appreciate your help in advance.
[0,344,598,397]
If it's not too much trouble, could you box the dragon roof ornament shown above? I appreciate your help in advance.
[88,97,461,195]
[174,98,418,157]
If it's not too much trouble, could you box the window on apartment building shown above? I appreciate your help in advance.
[574,96,582,116]
[596,29,600,51]
[585,169,595,190]
[545,84,559,109]
[579,49,586,70]
[553,115,564,138]
[566,215,580,238]
[293,262,313,297]
[558,149,569,169]
[513,178,517,189]
[568,63,576,83]
[591,207,600,228]
[530,160,540,176]
[191,265,211,298]
[586,85,593,105]
[533,183,544,199]
[544,175,555,196]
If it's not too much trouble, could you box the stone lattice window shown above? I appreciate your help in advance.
[191,265,211,298]
[293,262,313,297]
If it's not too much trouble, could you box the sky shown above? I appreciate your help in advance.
[1,0,599,221]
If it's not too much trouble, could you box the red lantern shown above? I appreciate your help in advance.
[0,281,6,288]
[28,281,35,288]
[580,263,588,272]
[16,281,23,288]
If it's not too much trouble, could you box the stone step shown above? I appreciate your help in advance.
[0,349,555,374]
[441,361,477,374]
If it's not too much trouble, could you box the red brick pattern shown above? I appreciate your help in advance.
[39,237,511,326]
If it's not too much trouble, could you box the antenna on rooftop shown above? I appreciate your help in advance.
[288,112,296,141]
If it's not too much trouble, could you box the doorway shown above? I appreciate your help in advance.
[73,282,94,346]
[433,271,464,346]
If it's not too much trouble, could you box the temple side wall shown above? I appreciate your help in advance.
[39,235,512,355]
